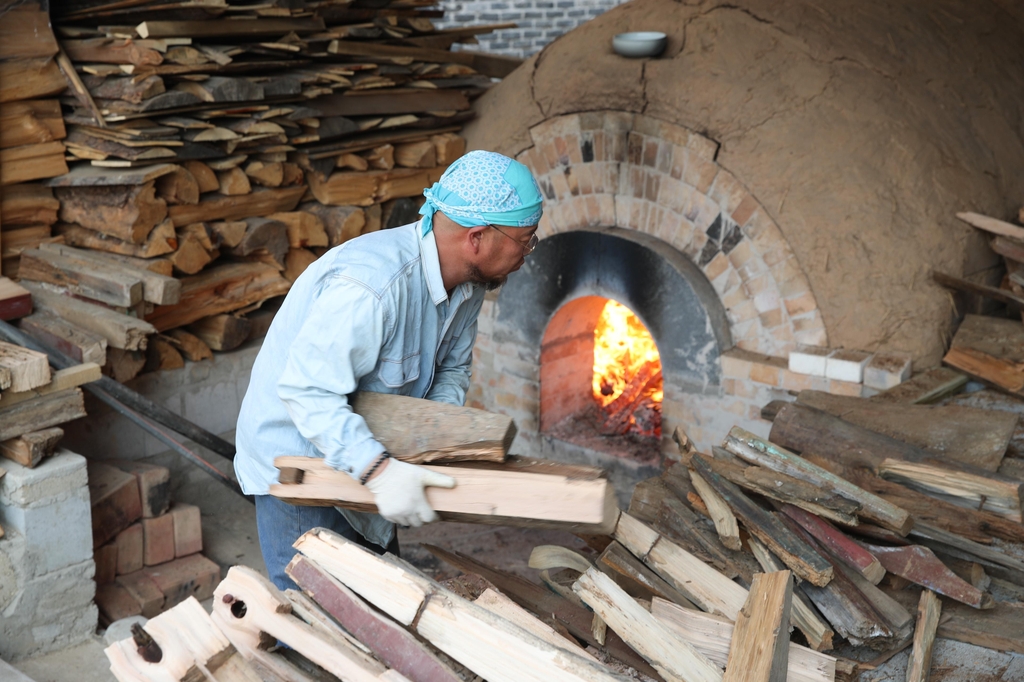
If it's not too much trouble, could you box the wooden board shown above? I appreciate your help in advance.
[0,100,65,150]
[0,58,67,103]
[19,248,144,308]
[877,458,1024,522]
[349,391,515,464]
[944,314,1024,397]
[0,141,68,185]
[957,211,1024,241]
[0,363,101,409]
[44,163,178,187]
[271,455,619,535]
[168,185,306,226]
[795,390,1014,472]
[0,2,58,60]
[22,281,156,350]
[0,388,85,442]
[137,18,327,39]
[55,219,178,258]
[0,183,59,227]
[38,243,181,305]
[145,262,290,331]
[0,341,49,392]
[19,312,107,366]
[720,571,793,682]
[0,427,63,469]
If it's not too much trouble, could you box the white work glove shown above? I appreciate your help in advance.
[365,458,456,527]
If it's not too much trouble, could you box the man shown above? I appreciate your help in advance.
[234,150,544,590]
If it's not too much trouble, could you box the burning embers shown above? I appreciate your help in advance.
[591,300,663,438]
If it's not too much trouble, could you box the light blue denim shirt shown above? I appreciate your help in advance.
[234,220,484,495]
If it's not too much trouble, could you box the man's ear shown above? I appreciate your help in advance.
[466,225,487,253]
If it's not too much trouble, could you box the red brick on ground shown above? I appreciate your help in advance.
[142,513,175,566]
[87,461,142,547]
[110,460,170,518]
[144,554,220,609]
[95,583,141,624]
[94,542,117,585]
[117,569,164,618]
[115,522,143,575]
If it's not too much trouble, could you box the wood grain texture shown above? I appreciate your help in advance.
[905,590,940,682]
[22,280,155,350]
[721,571,793,682]
[878,458,1023,522]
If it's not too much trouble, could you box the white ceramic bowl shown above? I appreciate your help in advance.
[612,31,667,58]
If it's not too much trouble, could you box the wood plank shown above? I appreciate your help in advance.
[0,278,32,323]
[307,166,444,207]
[612,512,749,619]
[19,248,144,307]
[933,270,1024,310]
[0,363,101,409]
[573,567,723,682]
[0,142,68,185]
[0,2,58,60]
[944,314,1024,397]
[689,470,741,551]
[723,426,913,535]
[0,58,67,103]
[137,18,326,39]
[271,455,619,535]
[38,242,181,305]
[651,599,836,682]
[474,588,598,660]
[871,367,968,404]
[905,590,940,682]
[55,218,178,258]
[795,390,1013,472]
[63,38,163,66]
[0,427,63,468]
[349,391,515,464]
[286,555,464,682]
[721,571,793,682]
[145,262,290,331]
[168,185,306,226]
[598,540,696,610]
[422,544,659,677]
[780,505,884,585]
[19,312,107,366]
[22,281,156,350]
[187,314,251,352]
[957,211,1024,241]
[0,100,65,149]
[0,183,59,227]
[689,456,833,587]
[293,528,626,682]
[863,543,991,610]
[746,536,835,653]
[877,458,1024,522]
[43,162,177,187]
[0,341,49,392]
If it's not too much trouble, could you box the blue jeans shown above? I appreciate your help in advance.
[254,495,400,592]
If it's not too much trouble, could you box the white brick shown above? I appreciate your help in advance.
[0,450,87,507]
[825,349,872,383]
[863,352,912,390]
[788,345,832,376]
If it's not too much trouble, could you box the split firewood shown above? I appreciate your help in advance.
[164,329,213,362]
[861,543,992,609]
[21,281,155,350]
[870,367,969,405]
[688,469,741,551]
[168,185,306,227]
[19,312,107,366]
[780,505,884,585]
[0,388,86,442]
[597,541,697,610]
[273,455,618,535]
[270,211,329,249]
[348,391,515,464]
[187,314,252,352]
[572,567,723,682]
[723,426,913,535]
[300,202,366,246]
[55,182,168,244]
[0,363,100,410]
[207,221,247,248]
[721,571,793,682]
[104,347,147,382]
[154,165,200,205]
[943,314,1024,398]
[0,427,63,468]
[286,554,464,682]
[181,160,219,193]
[877,458,1024,522]
[244,161,284,187]
[294,528,627,682]
[227,216,289,268]
[285,248,318,283]
[19,247,144,308]
[904,590,941,682]
[0,340,50,392]
[690,455,834,587]
[216,166,252,196]
[56,218,178,259]
[38,243,180,305]
[528,546,607,644]
[170,223,217,275]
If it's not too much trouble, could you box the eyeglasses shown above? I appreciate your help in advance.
[489,224,539,255]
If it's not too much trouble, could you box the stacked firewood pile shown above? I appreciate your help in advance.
[111,377,1024,681]
[1,0,515,382]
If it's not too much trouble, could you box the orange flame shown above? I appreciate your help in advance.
[592,300,664,407]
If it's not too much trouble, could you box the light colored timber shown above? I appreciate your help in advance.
[211,565,397,682]
[651,598,837,682]
[0,100,65,150]
[905,590,941,682]
[293,528,629,682]
[723,427,912,535]
[39,243,180,305]
[612,512,748,619]
[22,281,155,350]
[878,458,1023,522]
[871,367,968,404]
[55,182,167,244]
[475,588,598,661]
[0,363,101,409]
[721,571,793,682]
[957,211,1024,242]
[573,567,722,682]
[747,536,835,652]
[19,248,144,307]
[597,540,697,610]
[0,427,63,469]
[0,341,50,392]
[689,470,742,551]
[529,545,594,574]
[145,262,290,332]
[0,388,86,442]
[272,456,619,535]
[350,391,516,464]
[55,218,177,259]
[0,140,68,186]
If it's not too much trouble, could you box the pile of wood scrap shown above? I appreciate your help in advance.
[0,0,513,384]
[89,458,220,626]
[0,1,70,275]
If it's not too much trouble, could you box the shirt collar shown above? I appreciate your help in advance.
[418,220,449,306]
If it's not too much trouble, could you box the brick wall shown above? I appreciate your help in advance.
[434,0,629,57]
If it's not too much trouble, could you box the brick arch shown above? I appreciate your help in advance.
[515,111,828,356]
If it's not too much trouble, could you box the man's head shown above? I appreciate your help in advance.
[420,151,543,291]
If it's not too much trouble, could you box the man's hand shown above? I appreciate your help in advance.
[365,458,456,527]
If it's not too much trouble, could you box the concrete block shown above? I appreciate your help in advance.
[825,349,872,383]
[863,352,913,390]
[0,601,97,662]
[788,345,832,376]
[0,484,92,578]
[0,450,88,507]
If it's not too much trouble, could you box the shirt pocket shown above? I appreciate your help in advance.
[377,353,421,388]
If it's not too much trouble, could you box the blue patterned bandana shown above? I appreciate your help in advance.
[419,150,544,236]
